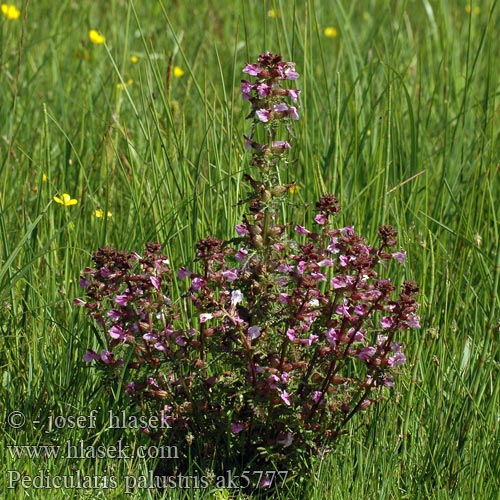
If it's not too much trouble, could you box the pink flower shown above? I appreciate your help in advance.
[381,316,394,329]
[175,336,187,346]
[115,293,131,306]
[326,328,340,345]
[312,391,323,403]
[241,80,253,99]
[142,332,157,342]
[79,277,91,288]
[286,328,296,341]
[191,277,205,291]
[222,269,238,281]
[347,327,365,342]
[288,89,301,102]
[318,258,333,267]
[230,290,244,306]
[299,334,319,346]
[393,251,406,264]
[231,422,245,434]
[256,109,271,122]
[277,62,299,80]
[294,225,311,236]
[274,103,288,112]
[354,304,367,316]
[288,106,300,120]
[278,293,289,304]
[272,140,291,151]
[284,67,299,80]
[235,248,248,262]
[83,349,99,362]
[388,352,406,367]
[177,267,191,279]
[280,390,291,406]
[242,63,263,76]
[109,325,127,341]
[247,325,261,340]
[150,276,161,290]
[358,346,377,362]
[235,224,248,236]
[100,267,112,278]
[107,309,121,321]
[268,374,280,389]
[330,276,347,290]
[311,271,326,281]
[314,213,328,225]
[100,350,114,364]
[339,255,350,267]
[405,313,421,329]
[199,313,213,323]
[256,83,271,97]
[336,299,351,318]
[327,237,340,253]
[297,260,307,274]
[276,263,293,273]
[340,225,355,236]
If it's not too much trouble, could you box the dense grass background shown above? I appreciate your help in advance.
[1,0,499,498]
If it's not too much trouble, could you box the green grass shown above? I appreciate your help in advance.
[1,0,499,498]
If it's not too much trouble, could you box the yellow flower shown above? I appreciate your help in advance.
[42,174,48,182]
[324,27,338,38]
[53,193,78,207]
[130,55,139,64]
[267,9,280,18]
[465,5,481,14]
[94,209,112,218]
[89,30,106,45]
[173,66,185,78]
[116,79,133,90]
[289,184,301,195]
[1,4,20,20]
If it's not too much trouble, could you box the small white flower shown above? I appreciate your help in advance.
[231,290,244,306]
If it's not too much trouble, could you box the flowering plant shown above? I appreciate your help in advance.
[78,52,420,491]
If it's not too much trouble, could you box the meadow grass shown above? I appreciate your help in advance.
[1,0,499,498]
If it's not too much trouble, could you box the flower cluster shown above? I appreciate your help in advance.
[78,53,420,490]
[1,3,20,20]
[240,53,301,250]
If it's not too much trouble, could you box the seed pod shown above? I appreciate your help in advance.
[267,225,282,238]
[248,224,262,235]
[260,189,272,202]
[270,185,288,197]
[252,234,264,248]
